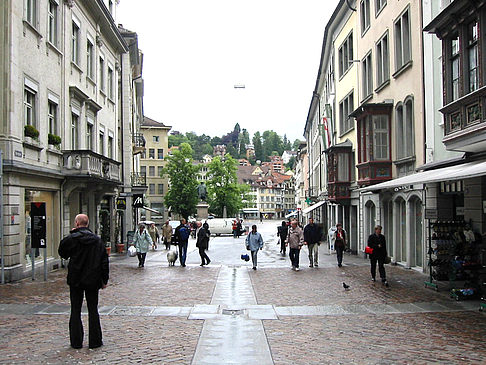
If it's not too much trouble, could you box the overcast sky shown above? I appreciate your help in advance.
[117,0,339,142]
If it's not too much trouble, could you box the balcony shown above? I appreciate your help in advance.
[63,150,121,183]
[326,140,352,202]
[440,85,486,153]
[132,133,146,155]
[357,161,392,187]
[131,172,147,187]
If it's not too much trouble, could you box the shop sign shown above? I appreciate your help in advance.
[133,194,144,208]
[31,202,46,249]
[456,207,464,216]
[425,209,438,220]
[116,198,126,210]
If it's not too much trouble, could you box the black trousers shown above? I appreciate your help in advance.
[69,286,102,349]
[280,237,287,254]
[289,248,300,268]
[370,256,386,280]
[336,245,344,265]
[199,247,210,265]
[137,252,147,267]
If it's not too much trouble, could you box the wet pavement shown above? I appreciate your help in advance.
[0,220,485,364]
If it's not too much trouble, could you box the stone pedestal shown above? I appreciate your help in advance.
[197,203,209,220]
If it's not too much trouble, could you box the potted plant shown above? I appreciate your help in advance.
[48,133,62,149]
[105,242,112,256]
[24,125,40,143]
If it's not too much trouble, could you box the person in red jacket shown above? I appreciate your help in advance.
[58,214,109,349]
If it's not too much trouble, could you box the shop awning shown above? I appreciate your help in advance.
[302,200,326,214]
[360,160,486,192]
[242,208,259,213]
[141,206,161,214]
[285,211,298,219]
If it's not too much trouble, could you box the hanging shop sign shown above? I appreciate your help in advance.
[116,197,127,210]
[133,194,144,208]
[31,202,46,249]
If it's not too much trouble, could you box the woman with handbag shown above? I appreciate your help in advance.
[132,224,153,268]
[245,225,263,270]
[367,225,389,287]
[333,223,346,267]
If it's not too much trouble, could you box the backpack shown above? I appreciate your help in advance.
[179,226,190,242]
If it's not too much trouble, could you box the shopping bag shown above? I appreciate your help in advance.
[364,246,373,255]
[128,245,137,257]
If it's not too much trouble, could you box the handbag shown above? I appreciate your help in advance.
[365,246,373,255]
[384,256,391,264]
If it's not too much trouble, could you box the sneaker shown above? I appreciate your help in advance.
[371,278,376,282]
[295,267,300,271]
[252,267,257,270]
[309,264,314,268]
[384,280,389,287]
[291,266,295,270]
[338,264,342,267]
[314,264,318,268]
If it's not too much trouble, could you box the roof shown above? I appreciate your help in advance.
[141,116,171,129]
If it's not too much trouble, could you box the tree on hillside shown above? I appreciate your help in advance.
[292,139,303,151]
[210,136,222,146]
[252,132,264,162]
[262,131,283,160]
[168,133,189,147]
[283,134,291,151]
[206,154,249,217]
[239,128,250,158]
[161,143,199,219]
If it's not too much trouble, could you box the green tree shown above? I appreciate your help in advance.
[162,143,199,219]
[206,154,248,217]
[283,134,291,151]
[239,128,250,158]
[285,156,296,170]
[252,132,264,162]
[168,133,189,147]
[292,139,302,151]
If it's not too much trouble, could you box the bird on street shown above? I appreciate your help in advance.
[343,282,350,290]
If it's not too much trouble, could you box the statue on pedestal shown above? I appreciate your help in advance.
[197,182,207,202]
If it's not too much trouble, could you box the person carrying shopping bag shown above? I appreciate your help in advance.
[132,224,153,268]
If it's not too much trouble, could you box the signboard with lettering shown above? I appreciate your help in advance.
[133,194,144,208]
[31,202,46,249]
[116,197,127,210]
[425,209,438,220]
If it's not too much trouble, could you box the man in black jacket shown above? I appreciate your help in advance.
[304,218,321,268]
[367,225,388,287]
[58,214,109,349]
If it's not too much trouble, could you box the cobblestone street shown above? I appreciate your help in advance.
[0,221,485,364]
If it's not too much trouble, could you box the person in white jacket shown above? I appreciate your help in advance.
[245,225,263,270]
[132,224,153,268]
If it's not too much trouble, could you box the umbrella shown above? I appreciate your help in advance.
[139,220,155,225]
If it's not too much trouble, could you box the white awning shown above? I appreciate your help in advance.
[285,211,298,219]
[360,160,486,192]
[302,200,326,214]
[142,206,161,214]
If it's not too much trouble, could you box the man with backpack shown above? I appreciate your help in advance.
[175,218,190,267]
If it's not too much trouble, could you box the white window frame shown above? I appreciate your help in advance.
[71,17,80,65]
[107,64,114,99]
[25,0,38,27]
[99,126,105,155]
[48,100,58,135]
[71,111,79,150]
[99,54,106,92]
[394,6,411,72]
[87,35,95,80]
[339,91,354,135]
[372,115,389,160]
[361,51,373,100]
[360,0,371,36]
[338,31,353,78]
[376,31,389,88]
[47,0,58,46]
[375,0,386,17]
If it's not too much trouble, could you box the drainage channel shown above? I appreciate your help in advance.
[191,266,274,365]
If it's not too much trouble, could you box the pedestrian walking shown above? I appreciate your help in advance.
[246,224,263,270]
[333,223,347,267]
[277,221,288,255]
[304,218,321,267]
[58,214,109,349]
[232,219,238,238]
[236,219,243,238]
[161,220,173,250]
[286,220,304,271]
[196,221,211,266]
[367,225,389,287]
[147,223,159,250]
[132,224,153,268]
[175,218,190,267]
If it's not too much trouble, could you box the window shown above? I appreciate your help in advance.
[360,0,370,35]
[153,136,159,143]
[149,184,155,195]
[338,32,353,77]
[48,1,58,45]
[87,39,94,79]
[48,101,57,135]
[394,8,411,71]
[149,166,155,176]
[149,148,155,159]
[362,52,373,99]
[107,66,114,99]
[158,184,164,194]
[86,122,93,150]
[108,136,113,159]
[339,92,354,134]
[71,113,79,149]
[99,130,104,155]
[140,166,146,175]
[375,0,386,15]
[467,21,479,93]
[450,34,460,101]
[141,149,146,159]
[157,166,163,176]
[376,32,389,87]
[99,56,105,91]
[72,21,80,64]
[25,0,37,26]
[24,88,36,127]
[157,149,164,159]
[337,153,350,182]
[373,115,389,160]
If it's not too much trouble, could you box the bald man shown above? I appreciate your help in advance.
[59,214,109,349]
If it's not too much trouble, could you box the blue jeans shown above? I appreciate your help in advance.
[178,241,188,265]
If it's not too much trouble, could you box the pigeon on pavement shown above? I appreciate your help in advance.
[343,282,350,290]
